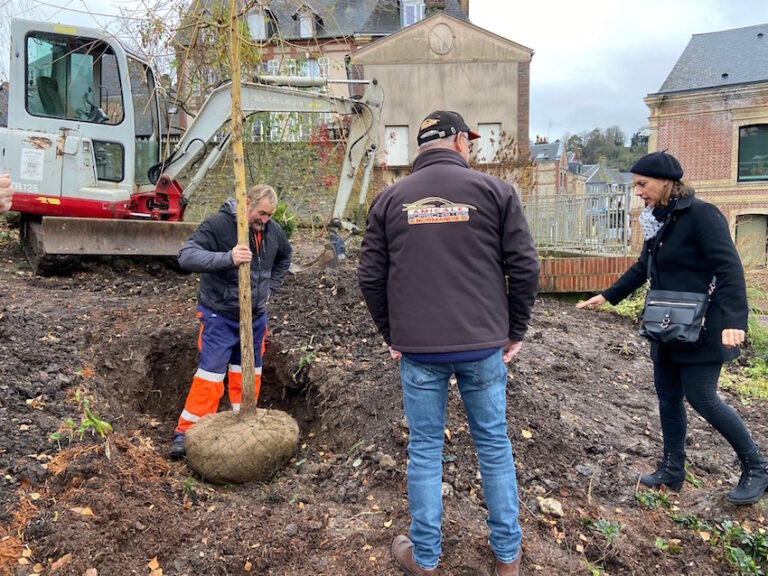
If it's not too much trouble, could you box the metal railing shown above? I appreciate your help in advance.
[522,190,634,255]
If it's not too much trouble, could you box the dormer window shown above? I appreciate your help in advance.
[294,5,321,39]
[401,0,425,27]
[247,8,276,41]
[299,13,313,38]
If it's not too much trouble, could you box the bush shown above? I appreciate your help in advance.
[605,287,647,321]
[273,202,297,240]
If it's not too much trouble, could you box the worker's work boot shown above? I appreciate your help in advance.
[638,451,686,491]
[494,553,521,576]
[727,449,768,505]
[391,535,440,576]
[169,432,186,460]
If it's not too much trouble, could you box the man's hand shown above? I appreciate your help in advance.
[722,328,745,348]
[231,244,252,266]
[0,174,14,214]
[503,340,522,362]
[389,346,402,361]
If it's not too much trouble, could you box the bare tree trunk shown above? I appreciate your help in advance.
[228,0,256,415]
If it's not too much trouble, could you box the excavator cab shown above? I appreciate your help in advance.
[2,18,383,273]
[5,20,193,269]
[13,21,165,206]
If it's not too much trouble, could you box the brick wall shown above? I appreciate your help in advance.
[656,112,733,181]
[538,256,636,293]
[517,61,530,160]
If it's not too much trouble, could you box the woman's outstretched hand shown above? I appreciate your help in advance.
[576,294,607,310]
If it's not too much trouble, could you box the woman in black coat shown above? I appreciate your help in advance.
[578,151,768,505]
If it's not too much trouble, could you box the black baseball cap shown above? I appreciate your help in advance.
[417,110,481,145]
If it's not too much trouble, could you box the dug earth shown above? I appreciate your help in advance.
[0,226,766,575]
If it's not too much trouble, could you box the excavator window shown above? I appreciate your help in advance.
[26,32,124,125]
[128,58,160,186]
[93,141,124,182]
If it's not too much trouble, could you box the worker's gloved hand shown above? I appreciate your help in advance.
[231,244,252,266]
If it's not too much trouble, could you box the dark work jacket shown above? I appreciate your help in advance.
[357,148,540,353]
[602,193,748,363]
[178,199,292,321]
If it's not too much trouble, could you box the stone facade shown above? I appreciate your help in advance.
[352,12,532,175]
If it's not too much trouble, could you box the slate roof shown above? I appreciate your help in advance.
[656,23,768,94]
[530,140,563,162]
[581,164,599,180]
[252,0,467,40]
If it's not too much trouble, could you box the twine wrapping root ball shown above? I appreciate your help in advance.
[185,409,299,484]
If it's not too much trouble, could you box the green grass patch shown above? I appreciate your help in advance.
[722,317,768,402]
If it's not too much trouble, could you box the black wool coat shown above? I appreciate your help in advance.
[602,193,748,364]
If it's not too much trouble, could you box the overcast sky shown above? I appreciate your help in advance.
[7,0,768,145]
[470,0,768,144]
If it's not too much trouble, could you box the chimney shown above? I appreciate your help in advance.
[425,0,446,16]
[460,0,469,17]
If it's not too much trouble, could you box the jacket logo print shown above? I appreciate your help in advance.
[402,197,477,225]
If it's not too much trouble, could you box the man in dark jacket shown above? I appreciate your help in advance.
[358,111,540,576]
[170,184,292,459]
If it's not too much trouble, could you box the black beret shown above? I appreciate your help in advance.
[630,151,683,180]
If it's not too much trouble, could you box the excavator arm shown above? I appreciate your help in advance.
[159,78,383,229]
[39,79,383,263]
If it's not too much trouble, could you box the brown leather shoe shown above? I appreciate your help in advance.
[391,535,440,575]
[494,553,521,576]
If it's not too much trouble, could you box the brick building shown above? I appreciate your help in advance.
[645,23,768,268]
[530,139,567,195]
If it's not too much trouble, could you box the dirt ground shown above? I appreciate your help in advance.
[0,223,767,576]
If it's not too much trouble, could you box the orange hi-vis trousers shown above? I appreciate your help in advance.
[175,306,268,435]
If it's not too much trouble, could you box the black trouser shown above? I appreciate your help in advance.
[653,360,757,456]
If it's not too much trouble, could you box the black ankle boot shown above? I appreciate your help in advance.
[727,449,768,505]
[638,451,686,491]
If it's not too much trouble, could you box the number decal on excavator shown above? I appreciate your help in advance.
[11,182,39,193]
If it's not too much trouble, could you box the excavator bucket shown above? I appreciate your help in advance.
[40,217,199,256]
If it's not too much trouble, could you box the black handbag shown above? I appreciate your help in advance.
[639,288,712,346]
[638,219,715,347]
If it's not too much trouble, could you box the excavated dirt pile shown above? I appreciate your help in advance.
[0,224,767,576]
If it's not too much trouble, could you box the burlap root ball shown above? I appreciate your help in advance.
[185,409,299,484]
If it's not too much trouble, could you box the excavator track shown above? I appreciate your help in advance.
[20,217,76,275]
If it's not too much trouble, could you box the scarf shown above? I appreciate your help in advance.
[639,198,677,241]
[639,207,664,241]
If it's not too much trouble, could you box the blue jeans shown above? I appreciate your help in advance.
[400,350,522,569]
